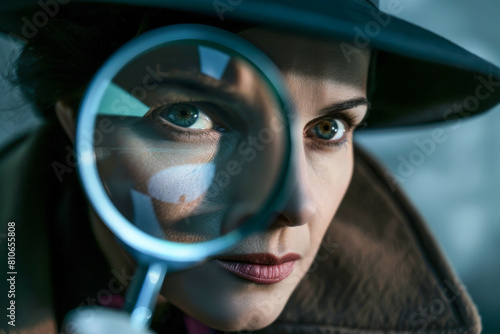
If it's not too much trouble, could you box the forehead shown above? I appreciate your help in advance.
[237,26,371,90]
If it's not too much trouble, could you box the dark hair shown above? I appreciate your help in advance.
[13,4,253,122]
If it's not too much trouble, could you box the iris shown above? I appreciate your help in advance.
[163,103,199,128]
[314,119,343,140]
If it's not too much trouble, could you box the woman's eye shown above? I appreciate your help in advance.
[306,118,346,142]
[157,103,214,130]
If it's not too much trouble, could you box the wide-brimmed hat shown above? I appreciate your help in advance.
[1,0,499,128]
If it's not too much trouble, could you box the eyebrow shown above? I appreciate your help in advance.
[318,97,369,117]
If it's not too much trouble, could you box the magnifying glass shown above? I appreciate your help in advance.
[63,24,292,333]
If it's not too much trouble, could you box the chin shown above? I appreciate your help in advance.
[182,299,285,332]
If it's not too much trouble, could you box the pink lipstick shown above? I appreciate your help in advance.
[215,253,300,284]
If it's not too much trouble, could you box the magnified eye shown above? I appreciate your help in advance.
[307,119,346,141]
[158,103,214,130]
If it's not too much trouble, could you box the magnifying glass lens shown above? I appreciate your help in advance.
[92,41,286,243]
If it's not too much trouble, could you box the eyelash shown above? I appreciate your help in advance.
[142,98,222,141]
[304,112,357,150]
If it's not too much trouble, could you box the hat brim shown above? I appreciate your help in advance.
[1,0,500,128]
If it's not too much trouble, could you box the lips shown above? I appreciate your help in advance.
[215,253,300,284]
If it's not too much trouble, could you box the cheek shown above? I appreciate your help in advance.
[97,125,225,241]
[310,146,354,216]
[303,144,354,258]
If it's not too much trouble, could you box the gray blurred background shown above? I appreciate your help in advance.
[0,0,499,332]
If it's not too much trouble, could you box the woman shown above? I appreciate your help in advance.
[1,1,499,333]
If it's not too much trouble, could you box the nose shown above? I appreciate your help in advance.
[271,145,317,228]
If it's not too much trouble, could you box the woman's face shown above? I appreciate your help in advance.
[157,27,369,331]
[85,26,370,332]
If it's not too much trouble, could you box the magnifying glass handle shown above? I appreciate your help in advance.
[62,262,167,333]
[62,307,157,334]
[124,262,168,329]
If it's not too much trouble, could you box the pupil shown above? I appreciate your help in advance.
[165,104,199,127]
[315,120,338,139]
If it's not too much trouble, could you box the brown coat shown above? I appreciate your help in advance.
[0,124,480,333]
[259,146,480,333]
